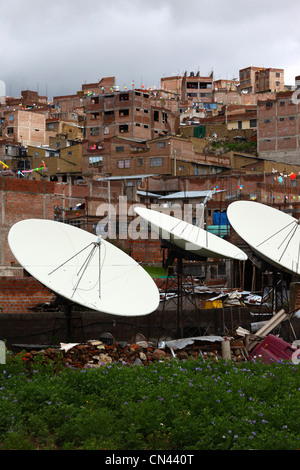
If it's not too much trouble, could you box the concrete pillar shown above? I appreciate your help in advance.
[221,339,231,361]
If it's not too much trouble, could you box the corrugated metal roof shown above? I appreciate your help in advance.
[159,190,224,199]
[97,174,156,181]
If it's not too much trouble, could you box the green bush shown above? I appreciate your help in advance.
[0,356,300,450]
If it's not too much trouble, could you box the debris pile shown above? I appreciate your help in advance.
[13,334,271,369]
[17,338,224,369]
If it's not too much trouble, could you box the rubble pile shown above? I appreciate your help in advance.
[16,336,250,369]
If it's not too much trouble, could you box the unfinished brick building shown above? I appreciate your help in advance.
[1,109,46,147]
[239,66,284,94]
[85,88,179,143]
[257,89,300,163]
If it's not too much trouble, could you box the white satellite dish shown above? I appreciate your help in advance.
[8,219,159,316]
[227,201,300,275]
[134,207,247,261]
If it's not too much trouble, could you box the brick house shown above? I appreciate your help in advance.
[85,88,179,143]
[239,66,284,94]
[82,134,232,178]
[257,88,300,163]
[26,137,83,182]
[1,89,48,112]
[1,109,46,147]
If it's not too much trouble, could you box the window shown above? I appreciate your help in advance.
[187,82,198,89]
[156,142,165,148]
[250,119,257,128]
[266,102,273,108]
[7,127,14,134]
[154,110,159,122]
[279,118,284,122]
[66,220,81,228]
[119,109,129,117]
[280,101,285,106]
[162,112,168,123]
[89,156,103,167]
[116,146,124,152]
[138,158,143,166]
[119,124,128,133]
[8,115,14,121]
[276,72,280,77]
[119,93,129,101]
[150,157,162,167]
[291,179,297,187]
[118,159,130,168]
[290,116,295,120]
[90,127,99,135]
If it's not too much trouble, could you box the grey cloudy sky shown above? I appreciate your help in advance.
[1,0,300,99]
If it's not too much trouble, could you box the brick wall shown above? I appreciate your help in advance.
[0,177,90,267]
[53,94,88,114]
[0,277,55,313]
[120,239,163,264]
[257,93,300,159]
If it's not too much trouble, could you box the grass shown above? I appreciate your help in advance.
[0,352,300,450]
[143,266,169,278]
[211,140,257,155]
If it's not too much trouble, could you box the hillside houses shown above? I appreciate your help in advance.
[0,66,299,201]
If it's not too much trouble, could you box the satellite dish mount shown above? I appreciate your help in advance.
[48,234,103,299]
